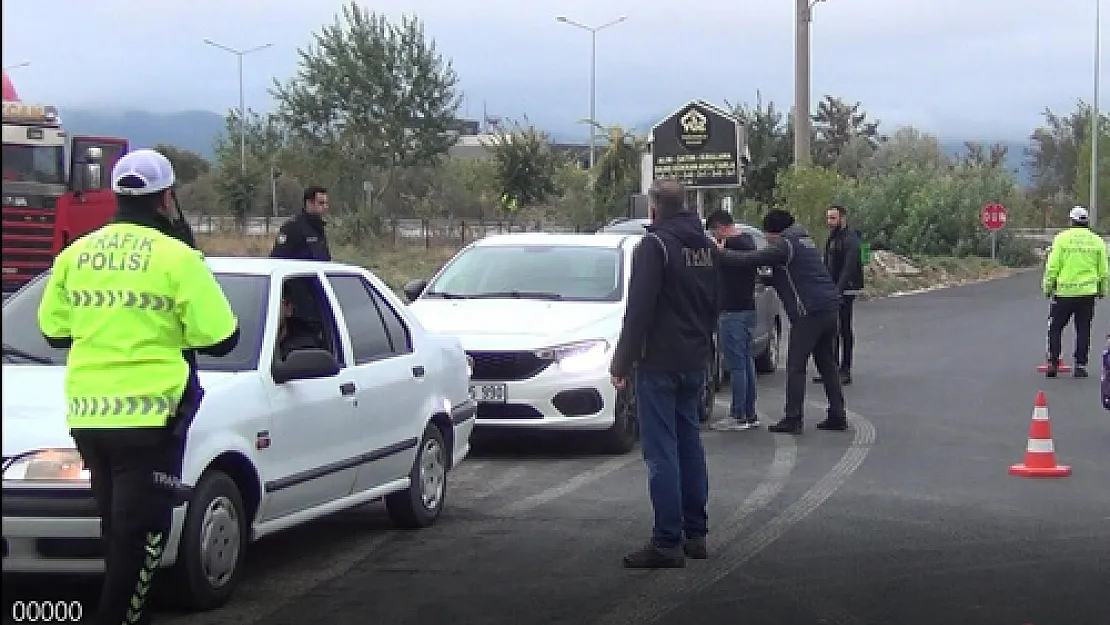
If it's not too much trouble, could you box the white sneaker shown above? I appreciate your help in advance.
[710,417,751,431]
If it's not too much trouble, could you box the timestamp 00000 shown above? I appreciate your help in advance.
[10,600,85,622]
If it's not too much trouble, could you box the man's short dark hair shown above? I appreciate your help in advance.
[303,186,327,205]
[762,209,795,234]
[648,179,686,219]
[829,204,847,216]
[704,209,734,230]
[115,191,165,214]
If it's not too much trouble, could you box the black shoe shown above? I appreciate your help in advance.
[812,375,825,383]
[1074,366,1089,378]
[768,418,803,434]
[623,543,685,569]
[1045,362,1058,378]
[683,536,708,560]
[743,413,762,428]
[816,417,849,431]
[840,372,852,386]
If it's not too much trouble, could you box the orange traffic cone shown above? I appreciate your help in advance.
[1009,390,1071,478]
[1036,358,1072,374]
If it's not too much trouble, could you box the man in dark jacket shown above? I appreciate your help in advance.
[814,204,864,385]
[610,179,718,568]
[270,186,331,261]
[715,209,847,434]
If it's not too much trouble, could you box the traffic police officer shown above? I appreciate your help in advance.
[37,148,240,625]
[270,185,331,260]
[1042,205,1109,378]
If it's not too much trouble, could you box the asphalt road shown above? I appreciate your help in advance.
[4,269,1108,625]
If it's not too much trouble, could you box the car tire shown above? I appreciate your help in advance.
[755,320,781,374]
[386,423,448,529]
[164,470,248,611]
[600,384,639,454]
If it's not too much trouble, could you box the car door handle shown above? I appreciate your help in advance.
[339,382,357,396]
[411,366,425,378]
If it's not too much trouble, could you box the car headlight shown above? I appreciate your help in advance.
[2,449,90,482]
[534,339,610,374]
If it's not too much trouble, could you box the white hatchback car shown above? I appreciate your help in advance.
[404,233,643,453]
[1,258,476,610]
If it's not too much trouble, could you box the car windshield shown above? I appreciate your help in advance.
[425,245,624,302]
[2,144,66,185]
[2,272,269,372]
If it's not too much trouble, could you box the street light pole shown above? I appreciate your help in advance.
[555,15,628,170]
[202,39,273,175]
[1092,0,1101,229]
[794,0,826,167]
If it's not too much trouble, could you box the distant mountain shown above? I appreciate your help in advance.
[60,108,226,160]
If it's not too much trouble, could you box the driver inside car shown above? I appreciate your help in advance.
[276,296,324,360]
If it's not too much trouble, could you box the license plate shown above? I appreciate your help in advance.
[469,383,507,403]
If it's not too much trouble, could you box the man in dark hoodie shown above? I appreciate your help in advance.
[271,185,332,261]
[814,204,864,385]
[610,179,719,569]
[715,209,847,434]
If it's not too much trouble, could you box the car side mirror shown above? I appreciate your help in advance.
[272,348,340,384]
[403,278,429,303]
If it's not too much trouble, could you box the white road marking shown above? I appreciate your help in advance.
[496,454,640,516]
[594,405,877,625]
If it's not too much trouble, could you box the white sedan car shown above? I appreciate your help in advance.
[404,233,644,453]
[1,258,476,610]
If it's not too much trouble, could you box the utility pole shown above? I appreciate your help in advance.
[1092,0,1102,229]
[555,15,629,170]
[203,39,273,174]
[795,0,826,167]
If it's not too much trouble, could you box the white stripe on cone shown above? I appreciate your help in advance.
[1032,406,1048,420]
[1026,438,1055,453]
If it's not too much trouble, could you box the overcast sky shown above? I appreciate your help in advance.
[1,0,1102,140]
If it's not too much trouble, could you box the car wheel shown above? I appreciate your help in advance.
[755,320,781,374]
[166,470,247,611]
[386,423,448,529]
[600,383,639,454]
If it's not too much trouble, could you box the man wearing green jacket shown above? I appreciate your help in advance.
[1042,206,1109,378]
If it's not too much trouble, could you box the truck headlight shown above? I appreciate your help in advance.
[534,339,610,374]
[2,449,90,482]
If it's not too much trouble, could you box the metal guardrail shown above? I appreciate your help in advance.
[184,215,584,240]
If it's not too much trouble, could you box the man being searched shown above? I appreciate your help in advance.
[271,185,331,261]
[715,209,847,434]
[610,179,718,568]
[814,204,864,386]
[38,148,241,625]
[1042,205,1108,378]
[704,209,760,431]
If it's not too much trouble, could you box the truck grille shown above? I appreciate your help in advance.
[467,351,552,381]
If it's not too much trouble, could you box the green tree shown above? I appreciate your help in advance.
[270,2,460,235]
[212,110,286,225]
[728,93,792,205]
[772,166,853,235]
[1026,102,1091,204]
[1075,112,1110,222]
[811,96,883,171]
[865,126,949,175]
[488,120,561,215]
[153,143,210,185]
[591,123,644,223]
[960,141,1009,169]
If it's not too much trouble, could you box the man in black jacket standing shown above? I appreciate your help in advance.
[610,179,719,568]
[814,204,864,385]
[715,209,847,434]
[270,186,332,261]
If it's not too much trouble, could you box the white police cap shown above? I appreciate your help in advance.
[111,148,176,196]
[1069,205,1089,223]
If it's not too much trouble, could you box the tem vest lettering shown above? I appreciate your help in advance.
[683,247,714,267]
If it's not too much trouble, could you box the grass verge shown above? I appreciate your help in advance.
[197,234,461,295]
[861,256,1019,300]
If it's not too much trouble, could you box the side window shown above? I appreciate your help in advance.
[326,274,394,364]
[370,288,413,354]
[277,275,345,366]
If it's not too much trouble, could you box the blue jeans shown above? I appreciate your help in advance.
[635,369,710,549]
[719,310,757,419]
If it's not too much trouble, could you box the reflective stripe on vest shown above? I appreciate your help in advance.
[68,395,175,420]
[68,289,176,311]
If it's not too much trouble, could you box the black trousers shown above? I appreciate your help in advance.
[834,295,856,372]
[1046,295,1097,366]
[72,428,187,625]
[786,310,846,422]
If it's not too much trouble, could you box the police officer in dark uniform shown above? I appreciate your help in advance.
[270,185,331,261]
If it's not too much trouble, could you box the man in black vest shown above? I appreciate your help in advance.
[270,186,331,261]
[814,204,864,385]
[610,179,719,568]
[715,209,847,434]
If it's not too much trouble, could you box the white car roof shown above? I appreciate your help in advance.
[470,233,635,249]
[203,257,366,276]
